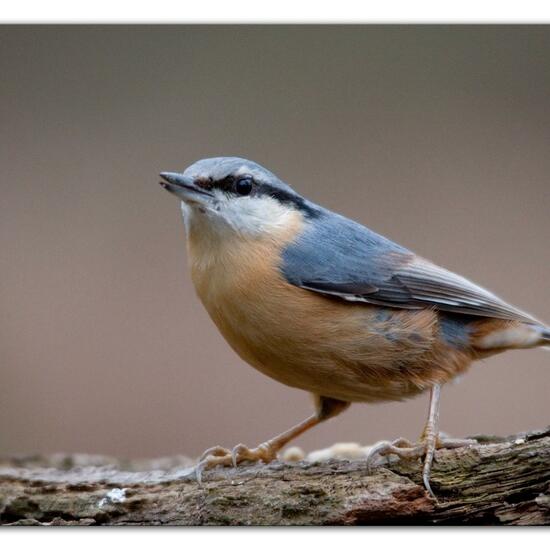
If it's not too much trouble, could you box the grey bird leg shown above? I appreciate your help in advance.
[366,384,476,499]
[421,383,441,497]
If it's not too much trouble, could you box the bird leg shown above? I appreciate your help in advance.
[192,396,349,484]
[365,384,476,499]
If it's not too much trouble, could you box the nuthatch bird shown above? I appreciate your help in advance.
[159,157,549,497]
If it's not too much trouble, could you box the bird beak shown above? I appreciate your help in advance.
[159,172,213,204]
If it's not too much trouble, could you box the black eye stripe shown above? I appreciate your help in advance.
[208,175,254,195]
[258,184,321,218]
[206,175,321,218]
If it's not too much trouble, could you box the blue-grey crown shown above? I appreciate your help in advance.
[183,157,321,218]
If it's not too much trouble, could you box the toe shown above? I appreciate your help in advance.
[198,445,231,462]
[436,437,476,449]
[365,440,394,472]
[256,442,277,463]
[366,438,427,474]
[230,442,277,465]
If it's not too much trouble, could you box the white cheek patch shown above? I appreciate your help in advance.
[207,191,297,237]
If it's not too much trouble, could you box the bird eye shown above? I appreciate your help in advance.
[235,177,253,196]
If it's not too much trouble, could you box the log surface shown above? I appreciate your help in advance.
[1,427,549,526]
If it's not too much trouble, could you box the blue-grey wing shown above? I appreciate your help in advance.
[281,210,538,324]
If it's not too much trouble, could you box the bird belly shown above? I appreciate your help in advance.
[190,236,473,403]
[212,294,472,402]
[188,220,471,401]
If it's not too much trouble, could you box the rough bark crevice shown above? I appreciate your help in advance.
[1,427,549,525]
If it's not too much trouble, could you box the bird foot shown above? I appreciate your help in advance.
[365,437,424,471]
[192,442,278,484]
[365,435,476,499]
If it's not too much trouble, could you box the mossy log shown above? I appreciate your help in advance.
[1,427,549,525]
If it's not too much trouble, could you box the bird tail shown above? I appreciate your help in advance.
[525,324,550,349]
[539,326,550,351]
[473,321,550,351]
[541,327,550,351]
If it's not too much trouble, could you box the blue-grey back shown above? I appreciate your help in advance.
[282,206,412,294]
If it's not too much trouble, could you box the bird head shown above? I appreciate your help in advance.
[159,157,318,240]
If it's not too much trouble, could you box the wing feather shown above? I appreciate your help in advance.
[392,259,537,323]
[281,210,538,325]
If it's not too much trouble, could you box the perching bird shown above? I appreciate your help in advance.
[159,157,549,497]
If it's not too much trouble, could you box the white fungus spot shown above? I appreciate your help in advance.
[98,487,127,508]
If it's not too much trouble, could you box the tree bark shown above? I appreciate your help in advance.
[1,427,549,525]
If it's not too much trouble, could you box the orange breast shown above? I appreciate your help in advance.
[187,218,474,403]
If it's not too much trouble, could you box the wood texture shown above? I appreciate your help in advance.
[1,427,549,526]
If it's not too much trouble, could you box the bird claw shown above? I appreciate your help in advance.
[365,435,475,499]
[231,445,240,468]
[198,445,231,462]
[192,442,278,485]
[365,437,422,473]
[232,442,277,464]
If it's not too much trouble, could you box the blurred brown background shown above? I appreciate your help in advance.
[1,25,549,459]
